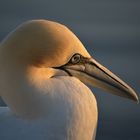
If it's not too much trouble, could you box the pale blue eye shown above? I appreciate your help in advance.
[71,54,81,64]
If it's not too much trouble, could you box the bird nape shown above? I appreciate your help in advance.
[0,19,139,140]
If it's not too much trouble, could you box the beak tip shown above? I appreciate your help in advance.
[135,97,139,104]
[132,93,139,104]
[124,86,139,104]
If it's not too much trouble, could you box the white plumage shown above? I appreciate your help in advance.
[0,77,97,140]
[0,20,138,140]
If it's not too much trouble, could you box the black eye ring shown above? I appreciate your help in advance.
[71,54,81,64]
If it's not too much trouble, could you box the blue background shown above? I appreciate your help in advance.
[0,0,140,139]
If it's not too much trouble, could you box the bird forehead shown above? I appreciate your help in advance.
[21,20,90,66]
[2,20,90,67]
[24,20,90,54]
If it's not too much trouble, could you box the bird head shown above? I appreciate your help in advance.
[1,19,139,103]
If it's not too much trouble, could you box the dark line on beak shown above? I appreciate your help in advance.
[79,68,133,99]
[61,68,73,76]
[53,67,72,76]
[88,60,129,90]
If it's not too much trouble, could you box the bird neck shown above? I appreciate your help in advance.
[0,65,66,119]
[0,62,98,139]
[0,65,54,118]
[0,42,67,119]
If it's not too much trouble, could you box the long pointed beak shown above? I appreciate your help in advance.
[64,58,139,103]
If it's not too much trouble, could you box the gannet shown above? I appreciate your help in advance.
[0,20,139,140]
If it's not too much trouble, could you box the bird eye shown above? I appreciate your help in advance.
[71,54,81,64]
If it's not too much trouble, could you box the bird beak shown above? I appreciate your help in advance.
[63,58,139,103]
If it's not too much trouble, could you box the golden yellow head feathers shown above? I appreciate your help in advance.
[0,20,90,67]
